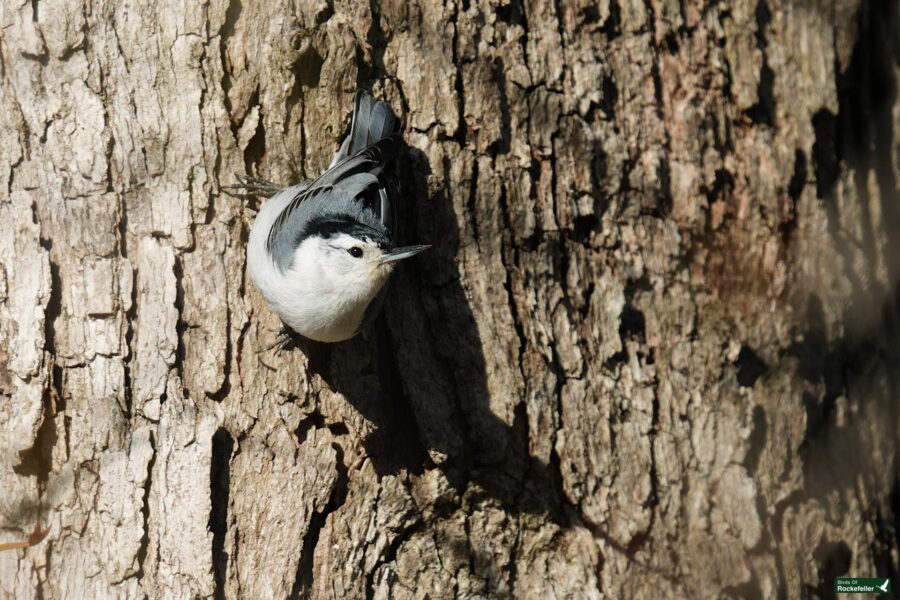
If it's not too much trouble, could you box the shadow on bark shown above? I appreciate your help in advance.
[781,1,900,594]
[281,147,571,527]
[209,427,234,600]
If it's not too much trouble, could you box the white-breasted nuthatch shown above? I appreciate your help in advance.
[245,91,429,344]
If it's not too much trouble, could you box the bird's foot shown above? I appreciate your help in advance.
[258,325,300,355]
[222,173,283,199]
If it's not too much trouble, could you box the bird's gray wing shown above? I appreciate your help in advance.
[266,135,403,269]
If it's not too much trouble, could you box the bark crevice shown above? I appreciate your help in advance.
[210,427,234,600]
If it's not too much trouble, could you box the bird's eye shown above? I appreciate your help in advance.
[348,246,363,258]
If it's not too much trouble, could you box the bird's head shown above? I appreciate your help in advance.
[293,218,429,300]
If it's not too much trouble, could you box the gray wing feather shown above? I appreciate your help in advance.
[336,172,381,199]
[350,92,374,154]
[367,102,398,144]
[266,137,401,257]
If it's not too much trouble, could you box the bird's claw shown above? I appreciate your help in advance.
[222,173,283,199]
[258,326,299,354]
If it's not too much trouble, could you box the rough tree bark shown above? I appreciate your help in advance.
[0,0,898,597]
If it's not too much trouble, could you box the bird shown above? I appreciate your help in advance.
[244,91,429,346]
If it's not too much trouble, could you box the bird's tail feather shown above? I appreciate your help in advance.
[347,91,399,156]
[367,102,398,144]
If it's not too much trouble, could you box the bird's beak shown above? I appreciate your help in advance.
[380,244,431,265]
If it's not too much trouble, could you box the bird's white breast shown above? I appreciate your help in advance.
[246,192,384,342]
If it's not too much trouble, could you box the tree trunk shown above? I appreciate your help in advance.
[1,0,898,597]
